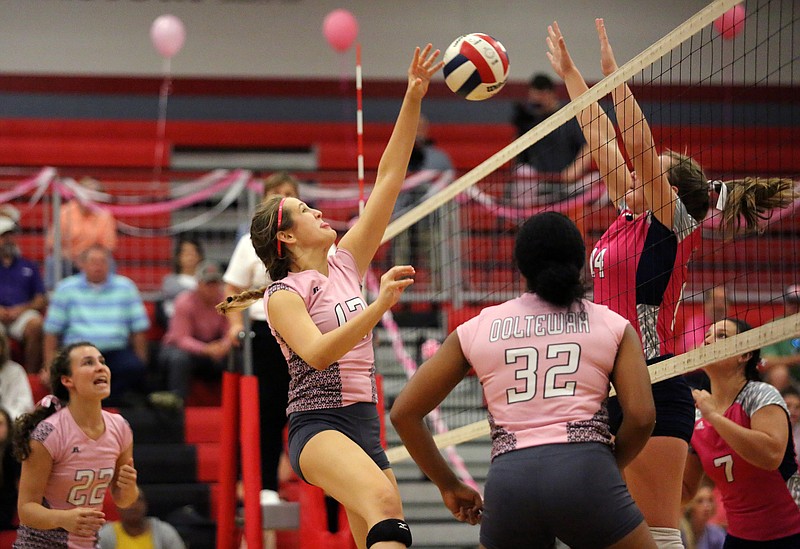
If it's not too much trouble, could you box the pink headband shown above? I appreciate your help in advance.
[276,197,287,259]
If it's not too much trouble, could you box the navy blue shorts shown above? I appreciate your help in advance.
[480,443,644,549]
[608,354,695,442]
[287,402,389,483]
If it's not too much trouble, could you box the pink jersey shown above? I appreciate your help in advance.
[691,381,800,541]
[591,200,700,359]
[14,408,133,549]
[266,248,376,414]
[456,293,629,460]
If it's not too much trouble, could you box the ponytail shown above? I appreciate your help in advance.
[716,177,797,234]
[216,286,268,315]
[13,400,60,461]
[514,212,587,308]
[530,261,585,308]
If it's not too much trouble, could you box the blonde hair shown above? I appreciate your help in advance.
[662,151,797,234]
[216,286,267,316]
[717,177,797,234]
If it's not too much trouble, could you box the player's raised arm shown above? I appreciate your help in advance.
[338,45,443,276]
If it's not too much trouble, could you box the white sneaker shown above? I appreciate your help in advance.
[260,489,280,506]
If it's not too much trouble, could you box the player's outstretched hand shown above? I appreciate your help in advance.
[596,18,619,77]
[407,44,445,99]
[546,21,577,80]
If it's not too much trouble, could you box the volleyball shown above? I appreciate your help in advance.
[442,33,510,101]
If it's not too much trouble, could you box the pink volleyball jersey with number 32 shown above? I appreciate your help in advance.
[14,408,132,549]
[456,293,630,460]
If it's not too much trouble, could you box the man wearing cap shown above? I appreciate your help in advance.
[0,210,46,373]
[157,260,231,404]
[761,284,800,391]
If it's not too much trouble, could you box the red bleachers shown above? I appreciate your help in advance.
[115,236,173,261]
[0,137,168,168]
[695,235,800,269]
[0,118,514,148]
[27,373,48,403]
[14,234,173,262]
[0,118,796,176]
[184,406,223,444]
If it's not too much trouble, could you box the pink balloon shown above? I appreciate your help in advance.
[714,4,746,40]
[151,14,186,59]
[322,9,358,53]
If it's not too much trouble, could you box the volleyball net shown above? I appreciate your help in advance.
[376,0,800,463]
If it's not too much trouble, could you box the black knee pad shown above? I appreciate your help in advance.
[366,518,412,548]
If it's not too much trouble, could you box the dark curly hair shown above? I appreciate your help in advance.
[13,342,95,461]
[514,212,586,308]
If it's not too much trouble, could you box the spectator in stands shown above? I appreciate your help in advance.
[679,481,726,549]
[408,114,454,174]
[761,284,800,391]
[0,406,21,534]
[223,171,299,502]
[45,176,118,290]
[43,245,150,405]
[235,172,300,241]
[780,386,800,459]
[510,72,591,202]
[156,236,204,330]
[98,489,186,549]
[0,212,46,374]
[157,261,230,405]
[0,332,34,421]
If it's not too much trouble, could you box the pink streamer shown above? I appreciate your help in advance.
[364,269,479,491]
[0,168,57,204]
[54,170,244,217]
[463,175,607,221]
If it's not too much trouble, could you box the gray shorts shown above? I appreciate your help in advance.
[287,402,389,483]
[480,443,644,549]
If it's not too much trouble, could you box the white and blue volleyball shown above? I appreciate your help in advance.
[443,33,510,101]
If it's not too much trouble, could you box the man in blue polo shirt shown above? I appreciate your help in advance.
[44,244,150,405]
[0,212,46,374]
